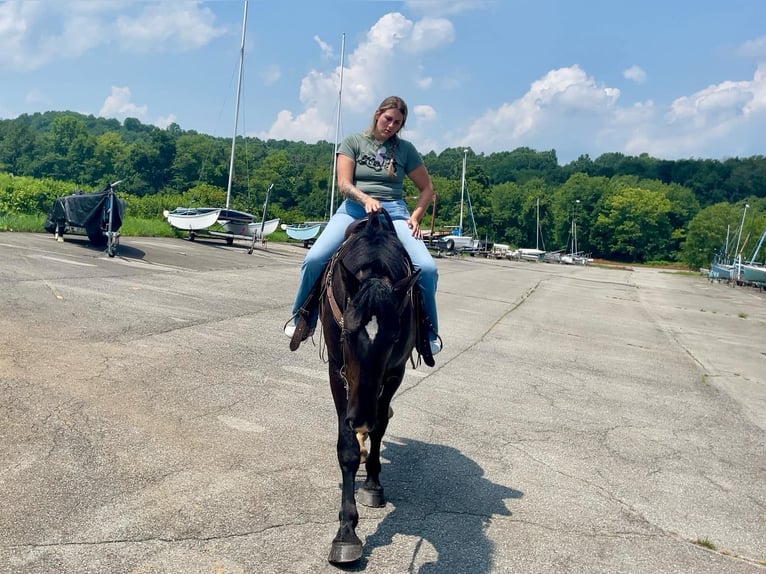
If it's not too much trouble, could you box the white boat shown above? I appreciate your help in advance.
[223,217,281,239]
[515,197,547,261]
[733,229,766,286]
[164,207,221,230]
[517,248,546,261]
[285,222,324,241]
[165,1,278,243]
[707,204,751,282]
[561,200,590,265]
[437,150,479,253]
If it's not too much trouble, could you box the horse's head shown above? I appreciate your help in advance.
[328,211,420,433]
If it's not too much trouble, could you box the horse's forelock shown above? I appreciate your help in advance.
[342,227,410,280]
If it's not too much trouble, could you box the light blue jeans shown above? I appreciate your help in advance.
[290,199,439,338]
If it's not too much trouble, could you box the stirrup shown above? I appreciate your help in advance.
[285,314,315,351]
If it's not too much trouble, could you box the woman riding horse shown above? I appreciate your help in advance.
[284,96,441,356]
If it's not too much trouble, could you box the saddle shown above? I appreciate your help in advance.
[288,213,436,367]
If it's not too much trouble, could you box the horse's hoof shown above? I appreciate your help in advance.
[357,486,386,508]
[328,540,363,564]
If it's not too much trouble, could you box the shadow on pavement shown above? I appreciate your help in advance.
[348,437,523,572]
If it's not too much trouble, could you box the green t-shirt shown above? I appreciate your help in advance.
[337,132,423,201]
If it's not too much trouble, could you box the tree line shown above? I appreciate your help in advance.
[1,110,765,269]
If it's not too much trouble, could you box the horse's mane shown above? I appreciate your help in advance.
[340,214,412,281]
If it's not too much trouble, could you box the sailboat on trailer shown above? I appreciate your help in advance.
[708,203,749,282]
[285,34,347,246]
[515,197,546,261]
[165,0,279,242]
[437,149,479,253]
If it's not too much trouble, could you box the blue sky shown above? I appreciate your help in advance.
[1,0,765,164]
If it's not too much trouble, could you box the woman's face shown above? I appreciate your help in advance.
[373,107,405,141]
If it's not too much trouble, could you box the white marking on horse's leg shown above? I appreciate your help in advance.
[357,431,368,464]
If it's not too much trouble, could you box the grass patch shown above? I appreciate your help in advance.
[660,270,700,276]
[693,537,716,550]
[120,217,179,238]
[0,213,46,232]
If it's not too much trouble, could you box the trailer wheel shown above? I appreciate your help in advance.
[445,238,455,251]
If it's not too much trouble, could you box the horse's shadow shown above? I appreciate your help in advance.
[347,437,523,572]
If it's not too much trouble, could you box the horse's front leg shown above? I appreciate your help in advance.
[357,375,400,508]
[328,371,364,563]
[329,421,364,563]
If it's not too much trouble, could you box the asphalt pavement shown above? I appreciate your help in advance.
[0,232,764,574]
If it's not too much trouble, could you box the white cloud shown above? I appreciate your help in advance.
[416,76,434,89]
[115,3,225,53]
[445,58,766,162]
[314,35,333,59]
[258,108,332,142]
[623,65,647,84]
[99,86,148,122]
[454,61,766,162]
[624,64,766,158]
[262,65,281,86]
[155,113,177,129]
[0,2,104,70]
[0,1,225,70]
[404,18,454,52]
[263,12,455,143]
[459,66,620,154]
[738,35,766,61]
[404,0,491,17]
[413,104,437,121]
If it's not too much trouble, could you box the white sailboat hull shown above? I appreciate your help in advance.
[221,217,280,238]
[165,208,221,231]
[516,248,546,261]
[286,222,324,241]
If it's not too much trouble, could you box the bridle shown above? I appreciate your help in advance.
[320,231,415,398]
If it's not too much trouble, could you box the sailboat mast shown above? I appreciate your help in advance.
[225,0,248,211]
[459,149,467,236]
[328,34,346,216]
[535,197,540,250]
[734,203,749,258]
[573,199,580,255]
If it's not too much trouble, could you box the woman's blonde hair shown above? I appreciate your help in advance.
[367,96,408,177]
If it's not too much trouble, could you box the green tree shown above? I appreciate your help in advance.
[591,187,673,262]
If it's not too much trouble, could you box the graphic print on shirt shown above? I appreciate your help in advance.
[358,144,393,173]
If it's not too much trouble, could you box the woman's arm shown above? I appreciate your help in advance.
[405,163,435,237]
[337,154,381,213]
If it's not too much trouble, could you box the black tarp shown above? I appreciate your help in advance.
[44,185,125,245]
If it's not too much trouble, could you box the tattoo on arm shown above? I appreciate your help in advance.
[341,182,368,203]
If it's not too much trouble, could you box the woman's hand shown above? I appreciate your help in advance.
[407,215,422,238]
[363,196,382,214]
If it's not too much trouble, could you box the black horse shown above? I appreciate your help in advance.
[319,210,421,564]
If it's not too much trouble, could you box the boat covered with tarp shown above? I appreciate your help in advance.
[44,181,125,251]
